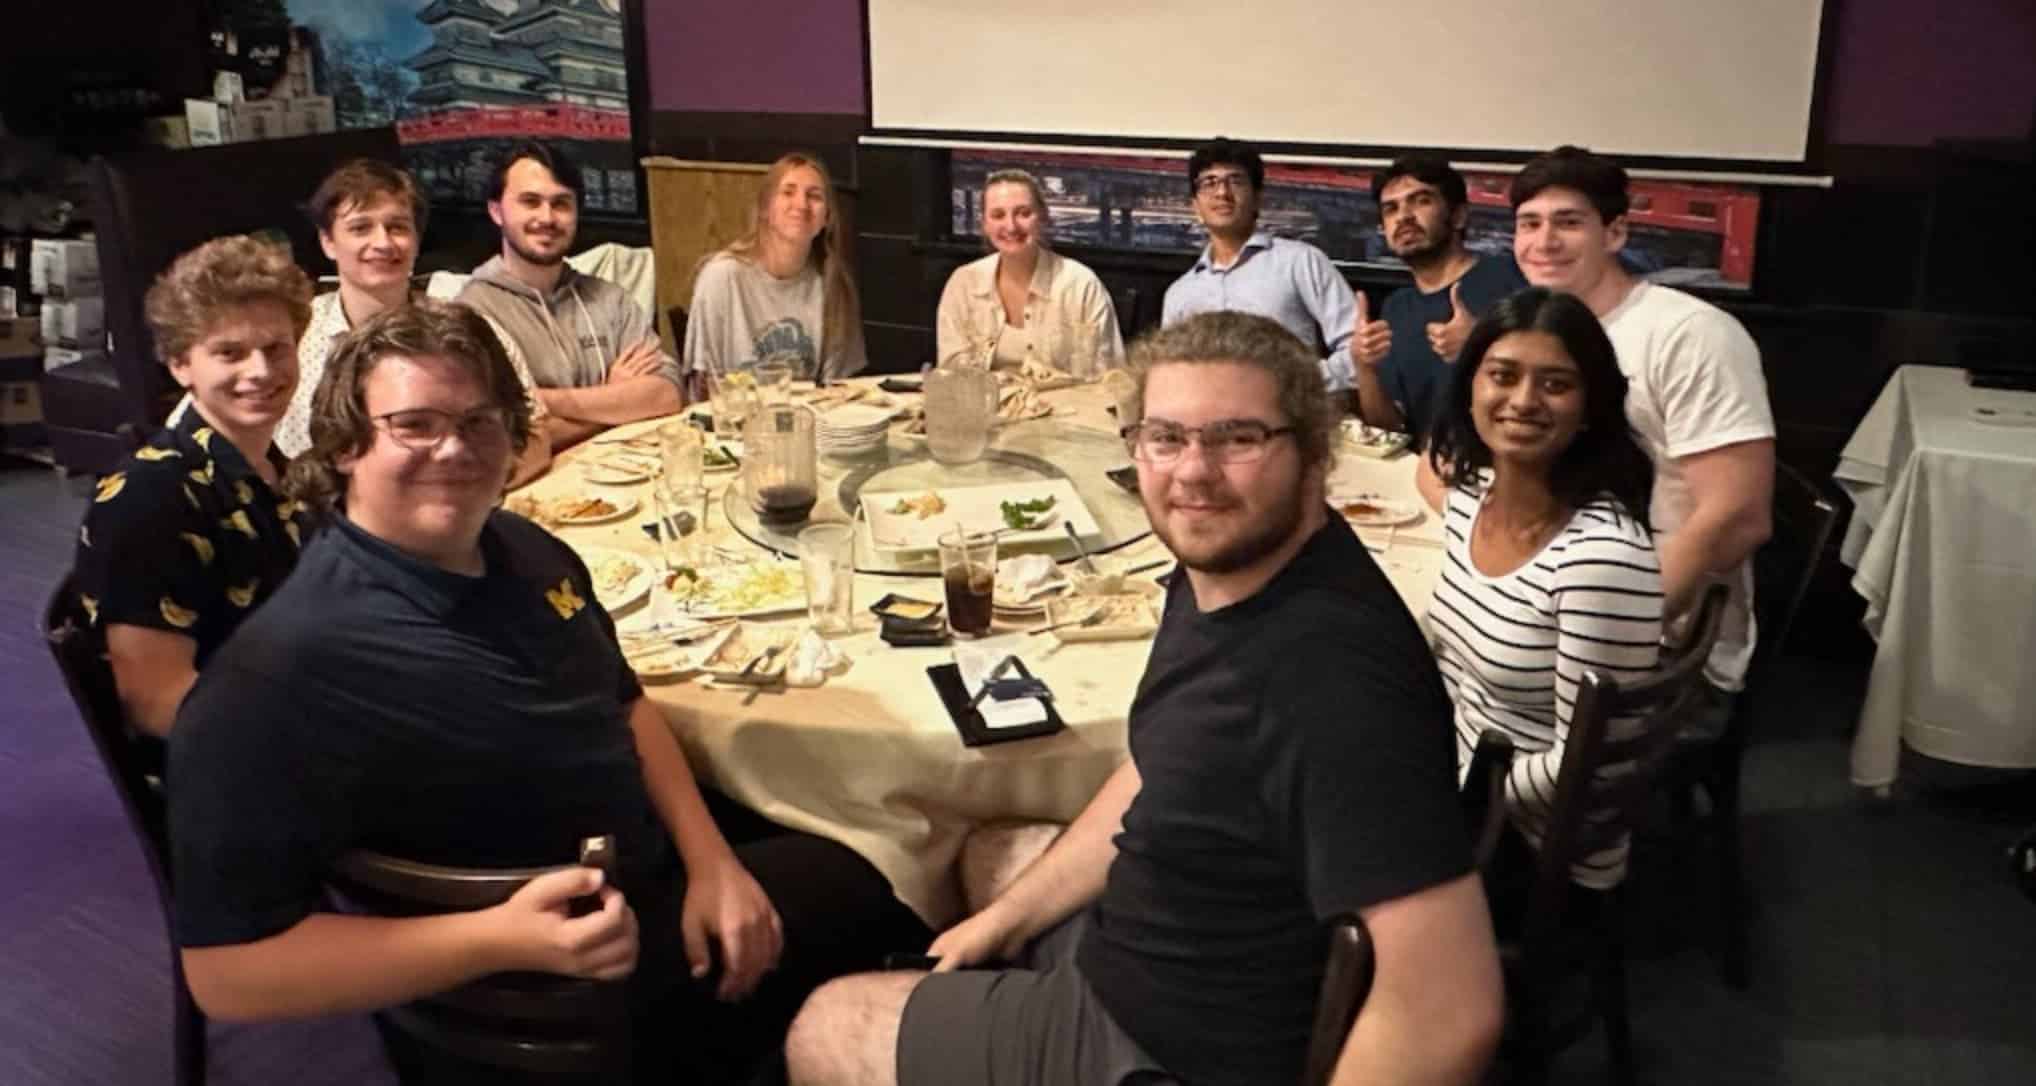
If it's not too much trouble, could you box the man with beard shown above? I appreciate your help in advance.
[1161,138,1362,394]
[1352,154,1526,439]
[459,141,682,449]
[784,312,1503,1086]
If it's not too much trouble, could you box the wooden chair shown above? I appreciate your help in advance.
[1666,461,1840,988]
[1300,915,1376,1086]
[1481,584,1730,1086]
[42,573,206,1086]
[326,847,633,1080]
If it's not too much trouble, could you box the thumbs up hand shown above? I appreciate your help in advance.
[1424,281,1474,363]
[1352,291,1392,369]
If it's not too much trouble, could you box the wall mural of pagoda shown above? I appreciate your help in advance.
[229,0,639,216]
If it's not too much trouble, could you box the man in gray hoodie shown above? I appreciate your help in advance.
[460,141,683,449]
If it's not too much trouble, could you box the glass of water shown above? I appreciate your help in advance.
[798,522,856,635]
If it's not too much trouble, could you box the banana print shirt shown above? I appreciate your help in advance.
[73,409,310,670]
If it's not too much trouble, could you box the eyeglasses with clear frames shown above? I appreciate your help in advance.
[1122,419,1295,465]
[372,406,511,451]
[1193,172,1253,195]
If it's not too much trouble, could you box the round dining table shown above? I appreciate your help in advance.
[510,377,1446,926]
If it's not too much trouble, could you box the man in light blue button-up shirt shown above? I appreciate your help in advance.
[1161,138,1360,393]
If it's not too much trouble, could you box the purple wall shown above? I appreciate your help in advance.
[643,0,2035,148]
[644,0,864,115]
[1824,0,2036,146]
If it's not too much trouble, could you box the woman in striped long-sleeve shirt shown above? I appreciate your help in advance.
[1414,287,1663,890]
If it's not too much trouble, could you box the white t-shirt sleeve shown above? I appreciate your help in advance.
[1651,307,1774,461]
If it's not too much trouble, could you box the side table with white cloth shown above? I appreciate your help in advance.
[513,378,1446,926]
[1834,364,2036,789]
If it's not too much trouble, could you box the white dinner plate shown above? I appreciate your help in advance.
[1330,491,1424,529]
[575,545,655,613]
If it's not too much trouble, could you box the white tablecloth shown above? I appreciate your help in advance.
[522,381,1444,924]
[1834,365,2036,787]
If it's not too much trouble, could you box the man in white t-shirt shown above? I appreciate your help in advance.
[1510,146,1775,706]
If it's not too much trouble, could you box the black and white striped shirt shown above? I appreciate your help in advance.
[1430,481,1664,888]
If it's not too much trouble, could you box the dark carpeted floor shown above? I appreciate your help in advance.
[3,457,2032,1085]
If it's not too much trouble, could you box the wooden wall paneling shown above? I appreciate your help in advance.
[642,158,770,353]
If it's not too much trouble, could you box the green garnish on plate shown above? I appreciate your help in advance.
[1000,494,1058,530]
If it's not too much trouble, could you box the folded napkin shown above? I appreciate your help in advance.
[785,627,846,688]
[954,639,1048,729]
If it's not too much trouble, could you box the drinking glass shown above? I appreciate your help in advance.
[652,483,711,572]
[755,356,795,405]
[937,528,998,638]
[657,420,703,496]
[712,371,759,438]
[923,363,998,466]
[798,522,856,635]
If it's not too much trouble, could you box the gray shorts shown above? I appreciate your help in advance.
[896,914,1178,1086]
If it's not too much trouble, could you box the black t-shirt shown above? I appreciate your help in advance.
[1076,514,1471,1086]
[1377,255,1528,440]
[168,510,681,966]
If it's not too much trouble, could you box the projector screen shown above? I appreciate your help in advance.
[868,1,1828,164]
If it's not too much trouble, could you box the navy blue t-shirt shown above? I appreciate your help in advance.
[168,510,681,958]
[1377,255,1528,439]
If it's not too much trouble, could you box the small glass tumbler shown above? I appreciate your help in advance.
[755,356,795,405]
[652,483,711,573]
[798,522,856,636]
[937,528,998,638]
[658,420,703,496]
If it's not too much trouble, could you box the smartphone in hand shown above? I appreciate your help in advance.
[881,952,943,972]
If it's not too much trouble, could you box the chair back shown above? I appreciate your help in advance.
[43,572,207,1085]
[1300,915,1375,1086]
[43,573,170,886]
[1521,584,1731,941]
[1461,730,1519,868]
[1730,462,1841,730]
[326,847,632,1077]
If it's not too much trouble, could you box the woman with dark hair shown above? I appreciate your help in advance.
[1414,286,1665,889]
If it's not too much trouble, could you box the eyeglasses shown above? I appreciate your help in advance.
[1122,419,1295,465]
[372,406,511,450]
[1193,172,1253,195]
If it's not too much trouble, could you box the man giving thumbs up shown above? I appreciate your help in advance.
[1361,155,1527,440]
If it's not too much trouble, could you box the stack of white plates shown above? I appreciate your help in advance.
[817,403,895,457]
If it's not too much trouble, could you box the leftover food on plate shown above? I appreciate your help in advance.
[888,490,947,520]
[506,493,630,526]
[999,495,1057,531]
[663,561,805,615]
[702,445,739,470]
[591,553,644,597]
[1330,492,1423,527]
[702,624,794,680]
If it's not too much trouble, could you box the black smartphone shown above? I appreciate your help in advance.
[878,377,923,394]
[882,952,943,971]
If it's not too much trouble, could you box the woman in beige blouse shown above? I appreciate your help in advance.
[935,169,1124,377]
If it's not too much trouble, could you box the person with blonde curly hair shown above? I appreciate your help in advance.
[70,234,315,741]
